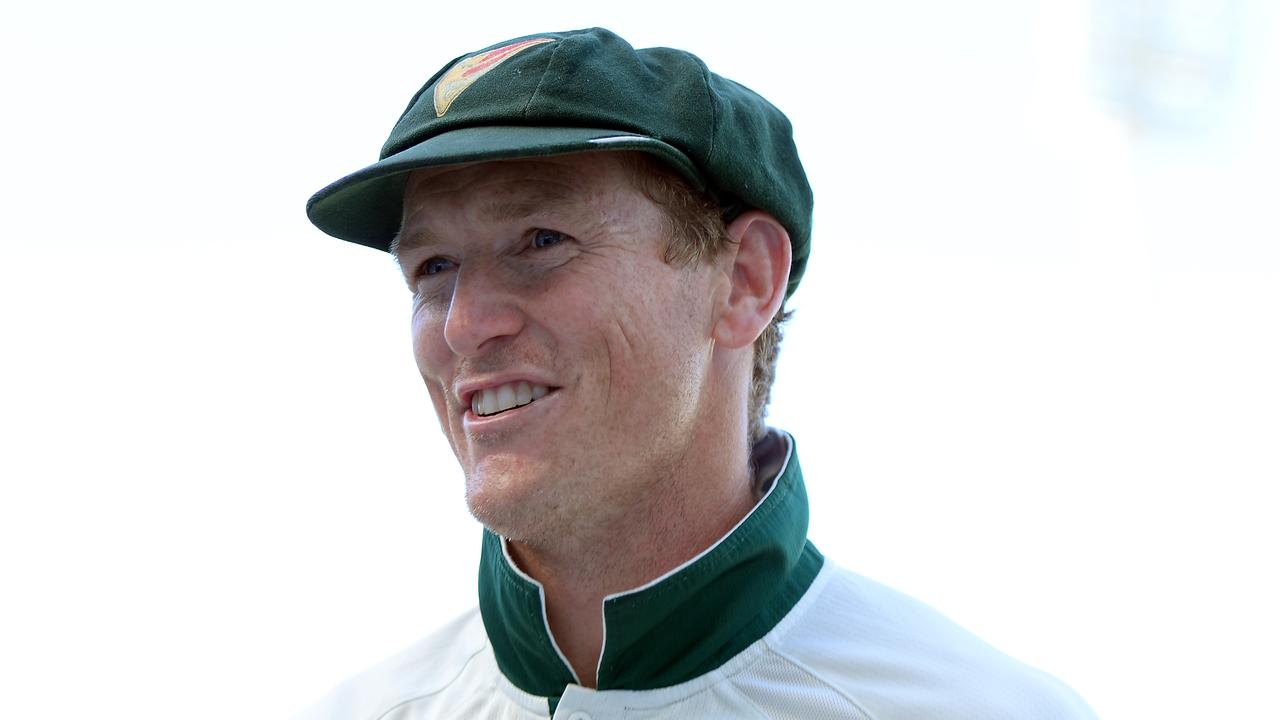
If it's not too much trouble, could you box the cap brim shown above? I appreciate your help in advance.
[305,125,706,250]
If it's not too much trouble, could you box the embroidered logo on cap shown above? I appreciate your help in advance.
[433,37,555,117]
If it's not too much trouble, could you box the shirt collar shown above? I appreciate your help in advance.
[476,430,824,701]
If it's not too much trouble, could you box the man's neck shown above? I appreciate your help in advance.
[505,440,760,688]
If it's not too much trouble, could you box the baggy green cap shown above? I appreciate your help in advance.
[306,27,813,298]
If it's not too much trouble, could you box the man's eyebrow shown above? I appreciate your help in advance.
[389,229,435,268]
[389,224,442,261]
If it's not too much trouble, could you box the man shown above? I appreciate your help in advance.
[301,27,1096,719]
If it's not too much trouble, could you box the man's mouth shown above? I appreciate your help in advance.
[471,381,552,417]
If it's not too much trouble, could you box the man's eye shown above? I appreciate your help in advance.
[419,257,455,276]
[531,229,566,249]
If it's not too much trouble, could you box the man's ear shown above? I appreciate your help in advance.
[712,211,792,349]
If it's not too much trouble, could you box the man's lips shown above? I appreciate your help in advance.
[456,376,561,417]
[469,380,554,417]
[461,386,563,428]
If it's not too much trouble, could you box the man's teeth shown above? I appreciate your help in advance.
[472,382,550,417]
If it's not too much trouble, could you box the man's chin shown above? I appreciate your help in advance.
[462,460,559,539]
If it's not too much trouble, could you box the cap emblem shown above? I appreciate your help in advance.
[433,38,555,117]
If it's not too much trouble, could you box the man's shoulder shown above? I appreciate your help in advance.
[292,607,496,720]
[765,561,1097,720]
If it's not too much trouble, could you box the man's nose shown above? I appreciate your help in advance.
[442,264,525,357]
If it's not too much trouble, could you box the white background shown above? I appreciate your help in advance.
[2,1,1276,718]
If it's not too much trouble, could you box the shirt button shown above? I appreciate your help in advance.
[566,712,591,720]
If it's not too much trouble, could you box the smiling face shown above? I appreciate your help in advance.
[395,152,728,545]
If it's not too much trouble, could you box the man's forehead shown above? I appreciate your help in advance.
[395,153,644,242]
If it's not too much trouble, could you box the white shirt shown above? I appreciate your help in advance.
[296,561,1095,719]
[296,433,1096,719]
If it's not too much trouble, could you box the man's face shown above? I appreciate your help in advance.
[395,153,723,543]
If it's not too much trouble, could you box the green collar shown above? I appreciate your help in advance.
[477,431,824,702]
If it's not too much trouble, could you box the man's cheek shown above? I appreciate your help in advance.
[411,321,449,377]
[424,383,454,434]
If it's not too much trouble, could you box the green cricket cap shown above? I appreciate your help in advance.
[306,27,813,298]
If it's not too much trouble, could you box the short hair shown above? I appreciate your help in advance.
[622,153,792,444]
